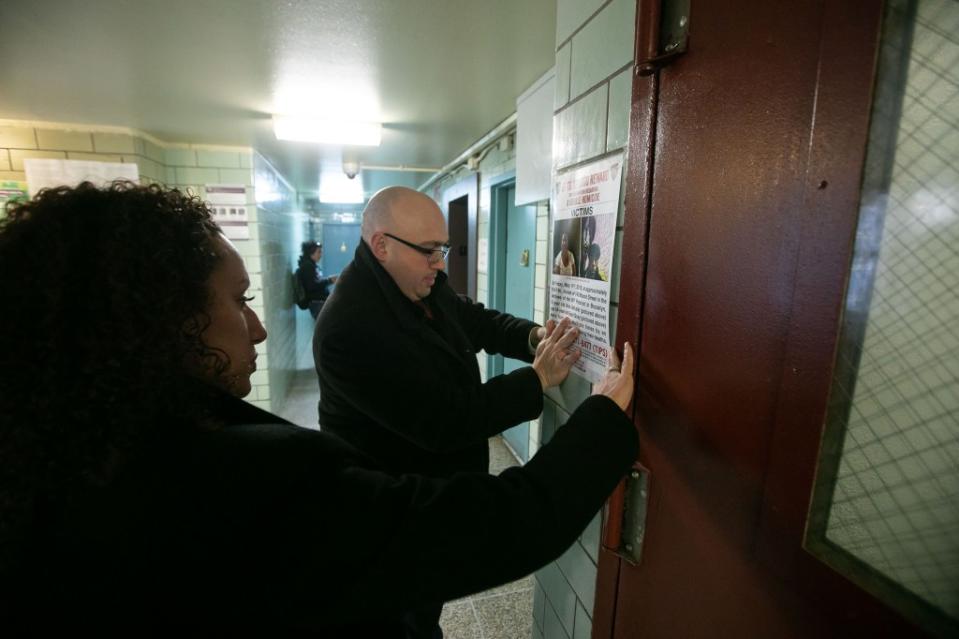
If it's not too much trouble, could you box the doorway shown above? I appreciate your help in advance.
[447,195,469,295]
[321,223,360,280]
[442,175,478,300]
[489,179,537,461]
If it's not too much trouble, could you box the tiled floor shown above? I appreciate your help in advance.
[275,369,534,639]
[440,574,534,639]
[438,436,533,639]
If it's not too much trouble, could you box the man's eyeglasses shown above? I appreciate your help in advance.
[384,233,450,265]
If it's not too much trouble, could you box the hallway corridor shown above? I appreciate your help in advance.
[276,369,535,638]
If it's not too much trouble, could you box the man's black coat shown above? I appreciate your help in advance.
[314,240,544,476]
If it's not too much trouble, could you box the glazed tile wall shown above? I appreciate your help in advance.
[0,121,305,415]
[536,0,635,637]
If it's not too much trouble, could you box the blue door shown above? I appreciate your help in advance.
[321,223,361,283]
[500,185,536,461]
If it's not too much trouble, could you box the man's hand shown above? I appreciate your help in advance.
[529,325,547,353]
[531,317,581,389]
[591,342,635,412]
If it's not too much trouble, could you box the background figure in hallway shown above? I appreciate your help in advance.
[0,181,638,636]
[296,240,337,319]
[314,185,581,638]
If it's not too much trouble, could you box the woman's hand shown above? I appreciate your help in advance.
[591,342,634,412]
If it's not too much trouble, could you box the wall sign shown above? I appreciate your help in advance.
[549,152,624,382]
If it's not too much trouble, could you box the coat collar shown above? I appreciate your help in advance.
[207,386,296,427]
[353,240,462,360]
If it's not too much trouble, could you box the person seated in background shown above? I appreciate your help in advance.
[0,182,638,636]
[296,239,338,319]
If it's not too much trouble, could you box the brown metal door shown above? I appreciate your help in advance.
[595,0,952,636]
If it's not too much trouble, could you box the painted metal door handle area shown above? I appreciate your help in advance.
[602,463,649,565]
[520,248,530,267]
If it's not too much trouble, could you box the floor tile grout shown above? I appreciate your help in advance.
[469,586,533,603]
[469,598,486,639]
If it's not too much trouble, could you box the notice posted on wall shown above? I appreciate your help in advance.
[0,180,29,213]
[549,152,624,383]
[23,159,139,197]
[205,185,249,240]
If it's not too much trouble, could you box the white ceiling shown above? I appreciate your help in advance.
[0,0,557,195]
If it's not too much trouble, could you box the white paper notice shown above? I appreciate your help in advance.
[549,152,624,382]
[205,185,250,240]
[24,159,139,197]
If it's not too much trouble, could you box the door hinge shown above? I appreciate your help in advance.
[638,0,690,76]
[603,463,650,565]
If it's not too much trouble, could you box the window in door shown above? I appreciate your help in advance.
[807,1,959,632]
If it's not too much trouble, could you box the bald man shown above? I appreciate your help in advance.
[313,186,579,638]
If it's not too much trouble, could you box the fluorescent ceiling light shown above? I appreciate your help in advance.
[273,115,381,146]
[319,172,365,204]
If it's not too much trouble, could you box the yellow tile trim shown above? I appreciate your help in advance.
[0,119,252,154]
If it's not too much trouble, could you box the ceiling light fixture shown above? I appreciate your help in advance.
[319,172,365,204]
[272,115,381,146]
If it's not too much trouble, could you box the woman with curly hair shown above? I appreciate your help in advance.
[0,181,637,636]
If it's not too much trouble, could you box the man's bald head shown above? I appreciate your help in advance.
[360,186,445,243]
[361,186,401,240]
[360,186,449,301]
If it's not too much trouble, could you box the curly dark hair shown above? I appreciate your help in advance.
[0,181,225,572]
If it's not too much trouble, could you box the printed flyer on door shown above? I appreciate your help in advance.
[549,152,623,382]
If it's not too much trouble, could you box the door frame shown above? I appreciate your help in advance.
[591,0,657,632]
[441,174,479,301]
[486,172,516,379]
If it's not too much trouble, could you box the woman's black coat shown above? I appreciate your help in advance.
[5,391,637,636]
